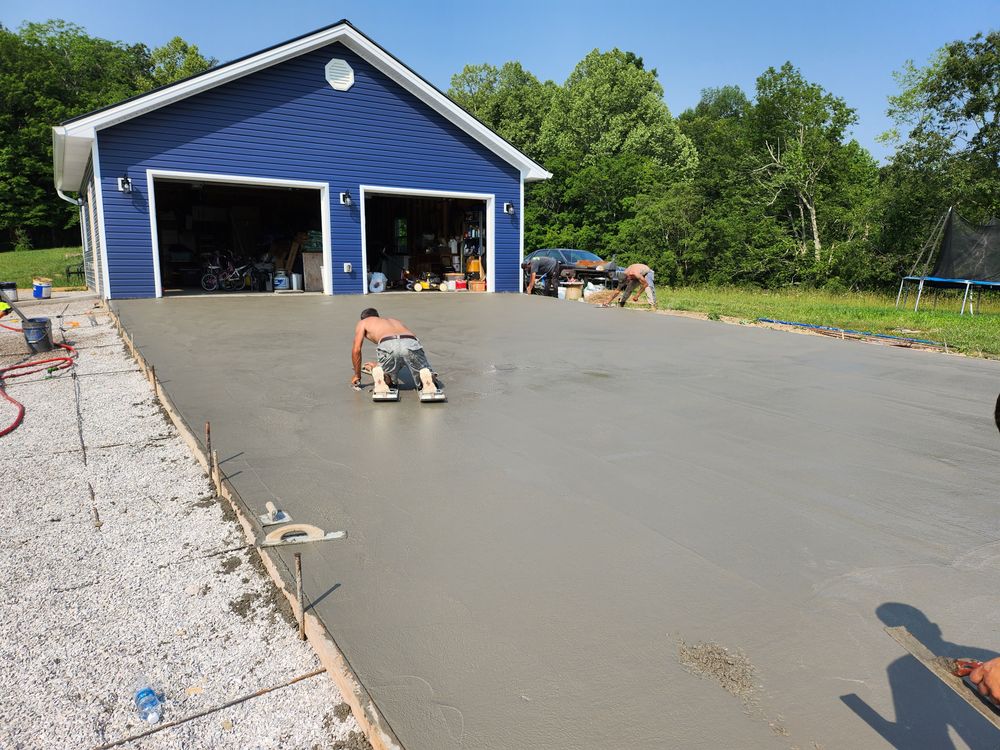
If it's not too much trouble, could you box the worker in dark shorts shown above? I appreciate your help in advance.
[522,255,560,296]
[351,308,440,392]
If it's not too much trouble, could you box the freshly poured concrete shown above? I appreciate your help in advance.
[115,294,1000,749]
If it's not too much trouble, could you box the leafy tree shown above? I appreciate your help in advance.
[749,63,858,262]
[538,48,697,177]
[448,62,554,160]
[887,31,999,166]
[0,21,214,247]
[146,36,217,89]
[878,30,1000,273]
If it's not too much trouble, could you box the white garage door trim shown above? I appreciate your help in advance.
[359,185,496,294]
[145,169,332,298]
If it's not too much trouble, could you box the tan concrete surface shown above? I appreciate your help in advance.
[114,293,1000,749]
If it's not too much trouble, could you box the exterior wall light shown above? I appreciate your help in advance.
[503,202,514,215]
[340,191,353,207]
[117,175,133,193]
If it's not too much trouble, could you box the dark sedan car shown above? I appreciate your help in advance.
[522,249,624,292]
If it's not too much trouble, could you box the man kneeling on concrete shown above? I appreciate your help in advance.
[351,308,442,398]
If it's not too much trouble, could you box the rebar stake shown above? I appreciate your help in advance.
[204,421,212,470]
[212,450,221,495]
[295,552,306,640]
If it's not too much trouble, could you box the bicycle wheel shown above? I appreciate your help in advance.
[201,273,219,292]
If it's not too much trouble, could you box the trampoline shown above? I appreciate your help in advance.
[896,208,1000,314]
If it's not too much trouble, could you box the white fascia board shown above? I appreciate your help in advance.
[56,24,551,183]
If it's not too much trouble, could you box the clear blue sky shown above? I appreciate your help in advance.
[5,0,996,161]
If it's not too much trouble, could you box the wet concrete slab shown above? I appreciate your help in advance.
[115,293,1000,749]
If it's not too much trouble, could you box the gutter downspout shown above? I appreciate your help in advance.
[57,188,82,207]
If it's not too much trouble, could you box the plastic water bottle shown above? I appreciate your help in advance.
[133,677,161,724]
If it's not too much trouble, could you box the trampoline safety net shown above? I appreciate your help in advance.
[933,212,1000,281]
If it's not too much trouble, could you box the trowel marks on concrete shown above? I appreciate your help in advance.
[115,294,1000,750]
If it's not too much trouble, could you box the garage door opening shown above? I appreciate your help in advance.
[363,192,489,292]
[151,178,324,295]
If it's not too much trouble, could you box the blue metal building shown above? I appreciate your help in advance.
[52,21,550,299]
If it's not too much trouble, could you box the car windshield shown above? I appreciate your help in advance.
[559,249,604,263]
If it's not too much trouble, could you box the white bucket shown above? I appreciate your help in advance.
[557,285,566,300]
[0,282,16,302]
[447,280,457,291]
[273,271,289,290]
[291,273,303,291]
[33,280,52,299]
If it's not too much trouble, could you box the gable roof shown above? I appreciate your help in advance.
[52,20,551,191]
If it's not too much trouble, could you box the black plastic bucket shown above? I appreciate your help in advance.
[23,317,53,353]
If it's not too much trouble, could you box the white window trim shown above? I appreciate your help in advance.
[145,169,332,298]
[519,173,525,293]
[91,140,113,299]
[358,185,495,294]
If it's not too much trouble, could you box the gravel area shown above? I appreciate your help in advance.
[0,298,368,749]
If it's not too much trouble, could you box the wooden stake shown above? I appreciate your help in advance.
[295,552,306,641]
[212,450,221,495]
[204,421,212,469]
[149,363,155,387]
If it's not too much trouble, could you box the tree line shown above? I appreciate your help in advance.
[1,20,996,291]
[449,32,999,290]
[0,20,215,250]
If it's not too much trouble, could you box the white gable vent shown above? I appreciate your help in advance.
[325,58,354,91]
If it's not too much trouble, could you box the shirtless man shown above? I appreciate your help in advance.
[351,308,440,392]
[603,263,656,307]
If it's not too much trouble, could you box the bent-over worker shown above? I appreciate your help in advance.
[0,300,11,320]
[603,263,656,307]
[351,308,441,391]
[522,255,559,297]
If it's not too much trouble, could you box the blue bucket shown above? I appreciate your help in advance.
[32,279,52,299]
[23,317,53,353]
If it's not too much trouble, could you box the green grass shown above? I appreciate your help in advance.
[0,246,86,290]
[651,285,1000,358]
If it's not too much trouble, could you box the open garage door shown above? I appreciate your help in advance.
[149,175,327,296]
[361,189,492,293]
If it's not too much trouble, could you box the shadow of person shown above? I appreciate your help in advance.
[841,602,1000,749]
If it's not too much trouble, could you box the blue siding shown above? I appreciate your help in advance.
[97,42,522,298]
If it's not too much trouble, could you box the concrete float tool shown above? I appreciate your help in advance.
[417,367,446,403]
[369,365,399,402]
[885,626,1000,730]
[259,501,292,527]
[261,523,347,548]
